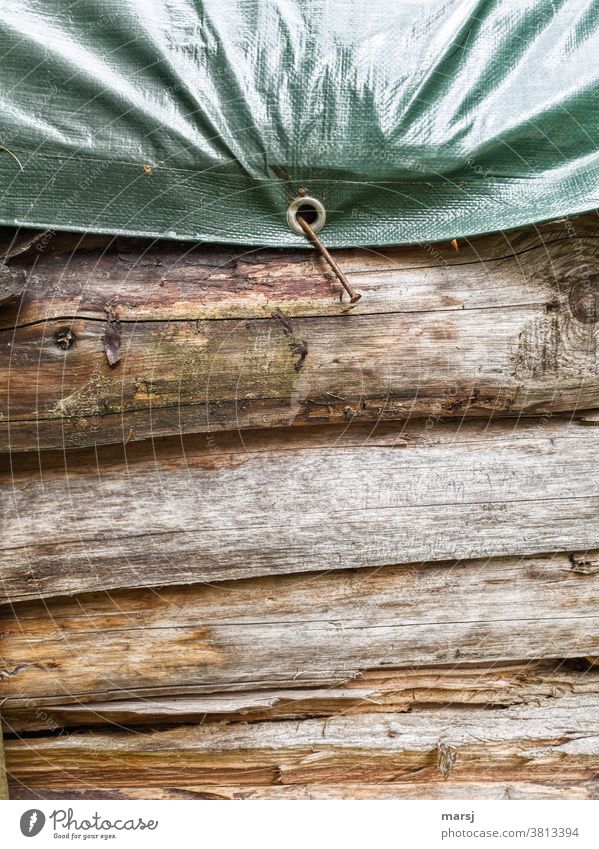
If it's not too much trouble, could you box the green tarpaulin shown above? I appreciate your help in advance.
[0,0,598,247]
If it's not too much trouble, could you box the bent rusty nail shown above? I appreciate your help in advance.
[298,217,361,303]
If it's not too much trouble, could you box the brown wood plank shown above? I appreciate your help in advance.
[2,214,598,452]
[9,781,599,801]
[2,661,597,732]
[2,551,598,707]
[0,726,7,800]
[6,697,599,789]
[2,418,599,603]
[3,215,598,326]
[0,213,599,329]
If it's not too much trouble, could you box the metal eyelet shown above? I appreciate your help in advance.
[286,196,326,235]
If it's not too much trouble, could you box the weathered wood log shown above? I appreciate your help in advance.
[0,726,7,800]
[2,418,599,603]
[2,661,597,732]
[5,217,599,325]
[6,697,599,789]
[1,214,598,452]
[9,781,599,801]
[2,551,598,707]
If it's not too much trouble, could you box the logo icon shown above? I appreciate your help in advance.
[20,810,46,837]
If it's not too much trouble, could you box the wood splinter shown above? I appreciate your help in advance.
[103,305,122,368]
[272,309,308,371]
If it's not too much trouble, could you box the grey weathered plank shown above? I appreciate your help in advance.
[2,418,599,603]
[5,697,599,789]
[1,214,598,452]
[2,551,598,706]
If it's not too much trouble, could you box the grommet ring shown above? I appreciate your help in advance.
[286,196,326,235]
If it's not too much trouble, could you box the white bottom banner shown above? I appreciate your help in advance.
[0,799,597,848]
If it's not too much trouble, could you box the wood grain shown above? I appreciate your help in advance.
[2,214,599,451]
[4,216,599,324]
[9,782,598,801]
[6,697,599,789]
[0,726,7,800]
[3,216,599,801]
[2,551,598,707]
[2,418,599,603]
[2,661,598,732]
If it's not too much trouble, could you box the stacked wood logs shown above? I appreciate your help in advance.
[1,213,599,799]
